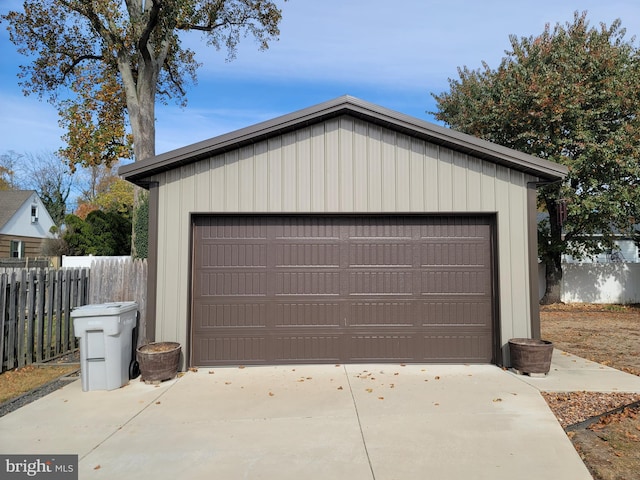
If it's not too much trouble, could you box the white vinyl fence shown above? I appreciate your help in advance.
[555,263,640,304]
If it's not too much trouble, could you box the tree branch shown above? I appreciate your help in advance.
[137,0,163,63]
[60,54,104,77]
[58,0,120,51]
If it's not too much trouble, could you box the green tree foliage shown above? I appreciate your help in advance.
[132,190,149,259]
[432,12,640,303]
[63,210,132,256]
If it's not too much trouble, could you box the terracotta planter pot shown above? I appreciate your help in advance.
[136,342,181,382]
[508,338,554,375]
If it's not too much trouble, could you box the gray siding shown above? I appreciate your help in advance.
[151,115,537,354]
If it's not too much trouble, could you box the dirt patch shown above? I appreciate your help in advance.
[570,405,640,480]
[0,364,79,404]
[541,303,640,376]
[541,304,640,479]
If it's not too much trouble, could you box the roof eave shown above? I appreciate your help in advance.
[119,96,568,186]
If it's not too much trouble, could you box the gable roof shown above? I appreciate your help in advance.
[0,190,34,229]
[119,95,568,186]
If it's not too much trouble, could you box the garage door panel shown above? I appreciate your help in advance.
[275,243,341,267]
[275,336,342,362]
[421,270,491,295]
[349,335,414,361]
[275,303,341,327]
[202,243,267,268]
[275,272,341,295]
[349,271,414,295]
[349,243,414,267]
[422,242,487,266]
[192,215,495,365]
[422,300,492,327]
[421,334,492,362]
[276,217,341,239]
[349,301,415,327]
[201,216,269,239]
[199,336,267,364]
[200,272,268,296]
[349,217,413,238]
[196,303,267,328]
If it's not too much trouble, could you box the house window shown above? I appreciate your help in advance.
[31,205,38,223]
[10,240,24,259]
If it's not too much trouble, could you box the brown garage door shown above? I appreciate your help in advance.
[191,215,495,366]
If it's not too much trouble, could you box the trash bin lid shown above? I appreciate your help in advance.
[71,301,138,318]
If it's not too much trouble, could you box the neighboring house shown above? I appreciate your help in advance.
[0,190,56,259]
[120,96,567,368]
[538,212,640,263]
[562,236,639,264]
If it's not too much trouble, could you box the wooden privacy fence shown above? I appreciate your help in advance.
[88,258,148,346]
[0,268,90,371]
[0,258,148,372]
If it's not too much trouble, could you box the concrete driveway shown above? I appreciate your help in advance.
[2,351,640,479]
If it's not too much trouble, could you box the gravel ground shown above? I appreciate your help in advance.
[542,391,640,428]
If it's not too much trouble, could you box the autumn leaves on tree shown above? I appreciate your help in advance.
[433,12,640,303]
[2,0,285,257]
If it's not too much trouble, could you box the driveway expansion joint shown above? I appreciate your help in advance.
[344,365,376,480]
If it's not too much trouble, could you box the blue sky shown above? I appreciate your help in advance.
[2,0,640,157]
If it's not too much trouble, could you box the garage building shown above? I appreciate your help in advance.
[120,96,567,368]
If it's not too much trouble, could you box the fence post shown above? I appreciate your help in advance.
[35,269,46,363]
[26,269,36,365]
[7,272,18,370]
[0,273,7,371]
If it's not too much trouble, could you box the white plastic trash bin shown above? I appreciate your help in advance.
[72,302,138,392]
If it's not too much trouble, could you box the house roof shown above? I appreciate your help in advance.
[0,190,35,229]
[119,95,569,186]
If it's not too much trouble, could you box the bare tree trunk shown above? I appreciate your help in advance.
[541,257,562,304]
[539,186,564,305]
[119,56,157,258]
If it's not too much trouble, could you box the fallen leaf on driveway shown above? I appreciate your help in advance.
[155,401,161,405]
[225,382,232,385]
[366,388,373,393]
[238,366,245,369]
[337,386,343,390]
[493,398,502,403]
[188,367,198,372]
[208,370,215,374]
[378,397,384,400]
[435,376,440,380]
[94,465,101,470]
[268,392,275,397]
